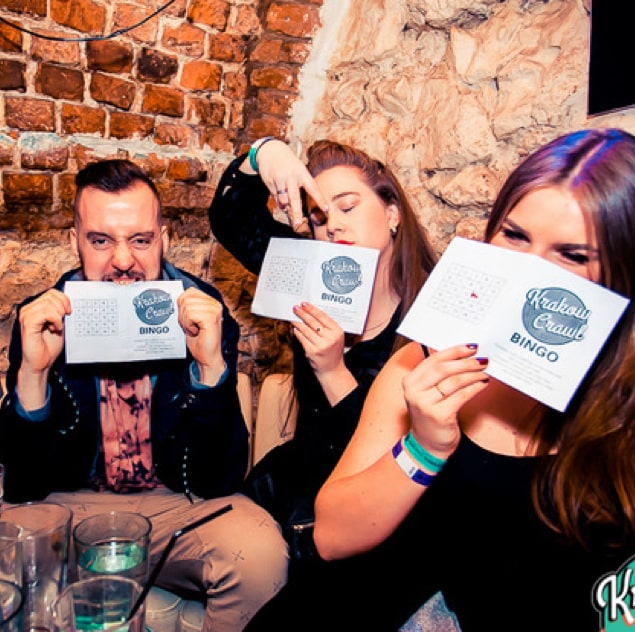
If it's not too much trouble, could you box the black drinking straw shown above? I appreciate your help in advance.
[127,503,232,622]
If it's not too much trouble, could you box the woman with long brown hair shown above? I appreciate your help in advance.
[209,138,437,561]
[309,128,635,631]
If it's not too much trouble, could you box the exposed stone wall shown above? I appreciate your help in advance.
[210,0,635,389]
[2,0,635,399]
[286,0,635,250]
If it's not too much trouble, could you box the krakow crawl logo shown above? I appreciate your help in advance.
[593,555,635,631]
[510,287,590,362]
[320,255,363,305]
[133,288,175,334]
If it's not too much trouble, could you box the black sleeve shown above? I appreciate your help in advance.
[152,371,250,499]
[0,375,100,503]
[0,301,100,503]
[208,155,299,275]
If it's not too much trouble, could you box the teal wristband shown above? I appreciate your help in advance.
[404,431,446,474]
[248,136,276,172]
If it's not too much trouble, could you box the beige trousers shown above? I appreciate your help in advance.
[42,488,289,631]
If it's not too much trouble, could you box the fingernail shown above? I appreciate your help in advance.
[476,357,488,365]
[466,343,478,350]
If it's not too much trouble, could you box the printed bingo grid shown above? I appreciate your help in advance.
[262,255,309,296]
[72,298,119,336]
[428,262,506,325]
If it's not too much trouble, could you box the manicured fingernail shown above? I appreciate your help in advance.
[476,357,488,365]
[466,343,478,349]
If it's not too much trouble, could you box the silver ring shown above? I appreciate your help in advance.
[435,384,446,398]
[277,188,287,194]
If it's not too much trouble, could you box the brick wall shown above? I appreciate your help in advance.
[0,0,321,237]
[0,0,322,385]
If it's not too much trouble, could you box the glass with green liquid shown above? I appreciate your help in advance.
[51,576,145,632]
[74,513,151,586]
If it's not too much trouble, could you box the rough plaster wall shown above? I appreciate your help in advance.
[289,0,635,255]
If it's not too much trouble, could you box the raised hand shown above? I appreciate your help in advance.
[177,287,226,387]
[292,302,357,405]
[292,302,345,372]
[402,343,490,459]
[17,288,71,410]
[251,139,329,229]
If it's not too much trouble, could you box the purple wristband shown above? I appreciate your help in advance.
[392,439,436,487]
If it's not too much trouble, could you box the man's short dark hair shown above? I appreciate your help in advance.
[74,159,161,220]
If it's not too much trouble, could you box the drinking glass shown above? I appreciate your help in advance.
[176,601,205,632]
[0,522,22,585]
[51,575,145,632]
[144,587,182,632]
[74,512,151,585]
[0,579,23,632]
[2,501,72,632]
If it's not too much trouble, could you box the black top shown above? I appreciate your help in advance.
[246,433,635,631]
[388,433,630,631]
[208,156,402,528]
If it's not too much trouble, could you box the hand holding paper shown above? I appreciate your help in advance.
[397,237,629,411]
[19,288,71,375]
[251,238,380,334]
[177,287,226,386]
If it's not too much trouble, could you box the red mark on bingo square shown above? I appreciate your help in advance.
[470,291,478,299]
